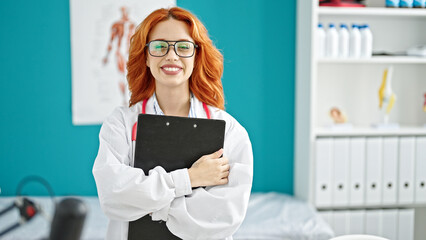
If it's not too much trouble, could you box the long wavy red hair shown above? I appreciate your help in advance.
[127,7,224,109]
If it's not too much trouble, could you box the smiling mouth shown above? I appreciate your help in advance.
[162,67,181,72]
[161,66,183,75]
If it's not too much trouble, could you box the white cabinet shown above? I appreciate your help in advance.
[295,0,426,239]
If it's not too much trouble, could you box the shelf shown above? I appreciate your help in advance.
[317,203,426,211]
[317,56,426,64]
[315,126,426,137]
[317,6,426,17]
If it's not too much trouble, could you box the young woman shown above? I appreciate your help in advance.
[93,7,253,240]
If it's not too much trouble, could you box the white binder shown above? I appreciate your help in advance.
[319,211,333,227]
[415,137,426,204]
[381,209,398,240]
[365,210,382,236]
[398,137,415,204]
[315,138,333,207]
[332,138,349,206]
[382,137,398,205]
[348,210,365,234]
[365,137,383,206]
[349,137,366,206]
[332,210,349,236]
[398,209,414,240]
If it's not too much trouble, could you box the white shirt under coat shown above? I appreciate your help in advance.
[93,94,253,240]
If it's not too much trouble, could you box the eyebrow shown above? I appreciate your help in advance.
[152,38,192,42]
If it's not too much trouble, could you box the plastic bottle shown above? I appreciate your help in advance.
[317,23,326,58]
[349,24,361,58]
[400,0,414,7]
[386,0,400,7]
[413,0,426,7]
[326,23,339,58]
[360,24,373,58]
[338,24,349,58]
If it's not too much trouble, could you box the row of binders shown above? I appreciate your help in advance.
[315,136,426,207]
[319,209,414,240]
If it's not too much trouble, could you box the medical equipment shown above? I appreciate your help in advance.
[377,66,398,128]
[0,176,87,240]
[0,197,40,237]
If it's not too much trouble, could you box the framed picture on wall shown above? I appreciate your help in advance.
[70,0,175,125]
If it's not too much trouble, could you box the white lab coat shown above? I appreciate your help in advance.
[93,95,253,240]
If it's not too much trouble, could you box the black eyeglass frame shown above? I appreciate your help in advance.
[146,40,199,58]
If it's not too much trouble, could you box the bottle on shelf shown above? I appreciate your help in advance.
[326,23,339,58]
[413,0,426,7]
[338,24,349,58]
[349,24,361,58]
[317,23,326,59]
[400,0,414,7]
[386,0,400,7]
[360,24,373,58]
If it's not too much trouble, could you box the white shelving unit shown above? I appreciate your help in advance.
[318,6,426,17]
[295,0,426,239]
[319,56,426,64]
[316,127,426,137]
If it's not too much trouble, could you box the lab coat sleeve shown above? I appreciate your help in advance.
[92,108,192,222]
[165,121,253,240]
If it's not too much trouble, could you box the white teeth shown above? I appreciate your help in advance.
[163,67,180,72]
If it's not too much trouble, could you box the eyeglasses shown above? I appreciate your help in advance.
[146,40,198,58]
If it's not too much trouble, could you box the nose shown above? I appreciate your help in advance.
[165,45,178,61]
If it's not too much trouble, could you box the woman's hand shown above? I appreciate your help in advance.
[188,149,230,188]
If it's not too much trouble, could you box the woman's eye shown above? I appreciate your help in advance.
[178,45,190,50]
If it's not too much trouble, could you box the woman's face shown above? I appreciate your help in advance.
[146,19,195,90]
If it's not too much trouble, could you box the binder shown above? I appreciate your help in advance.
[315,138,333,207]
[398,209,414,240]
[349,138,366,206]
[365,137,383,206]
[129,114,226,240]
[332,210,348,236]
[365,210,382,236]
[382,137,398,205]
[348,210,365,234]
[381,209,398,240]
[319,211,333,227]
[398,137,415,204]
[415,137,426,204]
[332,138,349,206]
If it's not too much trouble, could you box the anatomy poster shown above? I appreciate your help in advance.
[70,0,175,125]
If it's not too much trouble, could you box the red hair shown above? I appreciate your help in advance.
[127,7,225,109]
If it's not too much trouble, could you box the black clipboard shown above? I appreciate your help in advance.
[128,114,226,240]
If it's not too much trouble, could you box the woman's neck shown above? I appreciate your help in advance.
[155,86,190,117]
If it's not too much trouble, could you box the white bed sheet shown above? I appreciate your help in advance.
[233,192,334,240]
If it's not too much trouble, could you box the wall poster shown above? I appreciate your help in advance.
[70,0,175,125]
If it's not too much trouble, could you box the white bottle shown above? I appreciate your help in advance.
[326,23,339,58]
[360,24,373,58]
[349,24,361,58]
[317,23,327,59]
[339,24,350,58]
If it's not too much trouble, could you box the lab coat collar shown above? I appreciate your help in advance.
[141,93,208,119]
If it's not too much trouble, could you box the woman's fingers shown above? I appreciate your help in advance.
[222,164,230,171]
[204,148,223,160]
[218,178,229,185]
[220,170,229,179]
[219,157,229,165]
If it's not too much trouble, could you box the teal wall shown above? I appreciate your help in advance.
[0,0,295,196]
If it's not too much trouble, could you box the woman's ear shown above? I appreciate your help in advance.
[146,58,150,68]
